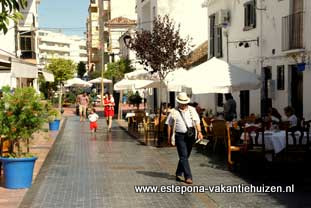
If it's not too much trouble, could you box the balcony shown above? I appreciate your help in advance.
[282,12,304,51]
[21,51,36,59]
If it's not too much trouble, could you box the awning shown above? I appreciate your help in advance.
[0,54,11,70]
[11,59,38,79]
[41,71,54,82]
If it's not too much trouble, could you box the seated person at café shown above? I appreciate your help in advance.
[193,102,205,118]
[284,106,297,128]
[268,107,282,124]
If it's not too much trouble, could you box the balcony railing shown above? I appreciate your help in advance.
[21,51,36,59]
[282,12,304,51]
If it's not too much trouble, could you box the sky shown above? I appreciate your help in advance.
[38,0,137,38]
[38,0,89,37]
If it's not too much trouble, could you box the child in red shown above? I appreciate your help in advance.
[88,108,99,133]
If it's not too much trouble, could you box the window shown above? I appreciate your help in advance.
[20,37,32,51]
[91,7,98,13]
[209,15,215,57]
[277,65,285,90]
[90,0,96,4]
[217,93,223,107]
[244,0,256,30]
[209,14,223,58]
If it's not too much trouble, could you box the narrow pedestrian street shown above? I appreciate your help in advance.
[17,117,311,208]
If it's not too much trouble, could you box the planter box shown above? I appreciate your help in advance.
[0,157,38,189]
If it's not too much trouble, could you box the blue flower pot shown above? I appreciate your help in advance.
[49,119,60,131]
[0,157,38,189]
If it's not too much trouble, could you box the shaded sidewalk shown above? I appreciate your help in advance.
[0,119,66,208]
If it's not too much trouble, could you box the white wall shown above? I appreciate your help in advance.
[207,0,311,119]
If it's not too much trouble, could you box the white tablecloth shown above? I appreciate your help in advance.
[125,112,135,118]
[241,130,311,154]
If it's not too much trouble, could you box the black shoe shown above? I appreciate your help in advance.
[176,175,183,182]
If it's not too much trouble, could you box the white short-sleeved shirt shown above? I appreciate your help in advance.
[88,113,99,122]
[165,106,200,133]
[288,114,297,127]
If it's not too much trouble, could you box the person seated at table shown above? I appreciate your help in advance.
[193,102,205,118]
[268,107,282,124]
[284,106,297,128]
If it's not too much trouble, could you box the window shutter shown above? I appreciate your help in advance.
[216,27,223,57]
[209,15,215,57]
[244,4,248,27]
[252,0,257,28]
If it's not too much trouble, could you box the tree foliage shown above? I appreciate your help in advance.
[47,58,76,84]
[104,58,135,81]
[0,0,27,34]
[130,15,191,80]
[76,61,86,79]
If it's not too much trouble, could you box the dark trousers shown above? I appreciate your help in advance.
[175,132,195,179]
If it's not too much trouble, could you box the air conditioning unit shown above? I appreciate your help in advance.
[215,10,230,27]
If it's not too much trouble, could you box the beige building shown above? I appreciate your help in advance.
[87,0,100,71]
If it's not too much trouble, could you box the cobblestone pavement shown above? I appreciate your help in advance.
[19,117,311,208]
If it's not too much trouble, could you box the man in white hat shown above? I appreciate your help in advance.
[166,92,203,184]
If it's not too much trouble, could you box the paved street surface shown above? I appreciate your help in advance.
[19,117,311,208]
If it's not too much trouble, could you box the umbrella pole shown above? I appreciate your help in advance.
[58,83,62,112]
[101,68,104,106]
[118,90,123,120]
[157,80,163,147]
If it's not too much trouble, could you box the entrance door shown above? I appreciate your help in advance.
[261,66,272,116]
[240,90,250,119]
[291,65,303,118]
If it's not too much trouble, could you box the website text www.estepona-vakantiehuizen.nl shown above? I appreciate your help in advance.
[134,184,294,195]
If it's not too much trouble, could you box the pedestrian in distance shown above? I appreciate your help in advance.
[88,108,99,134]
[166,92,203,184]
[103,92,115,131]
[76,92,89,122]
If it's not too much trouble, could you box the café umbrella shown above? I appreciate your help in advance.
[185,57,261,94]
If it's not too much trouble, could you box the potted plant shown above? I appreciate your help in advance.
[47,107,61,131]
[128,91,142,109]
[0,87,47,189]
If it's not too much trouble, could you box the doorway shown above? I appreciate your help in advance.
[261,66,272,116]
[240,90,250,119]
[291,65,303,118]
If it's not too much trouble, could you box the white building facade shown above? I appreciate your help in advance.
[38,30,87,66]
[135,0,209,109]
[205,0,311,120]
[0,0,41,90]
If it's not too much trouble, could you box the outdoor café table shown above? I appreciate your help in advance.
[241,130,311,161]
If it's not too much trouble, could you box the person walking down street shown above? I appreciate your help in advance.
[103,92,115,131]
[88,108,99,134]
[166,92,203,184]
[224,93,237,121]
[76,92,89,122]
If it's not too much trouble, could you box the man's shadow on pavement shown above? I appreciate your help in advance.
[136,171,176,181]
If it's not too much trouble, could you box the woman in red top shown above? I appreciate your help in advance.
[103,92,115,131]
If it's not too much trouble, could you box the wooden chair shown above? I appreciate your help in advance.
[154,115,167,145]
[227,124,243,169]
[143,116,156,144]
[201,117,213,140]
[285,125,309,162]
[243,124,267,161]
[211,119,227,152]
[0,137,11,176]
